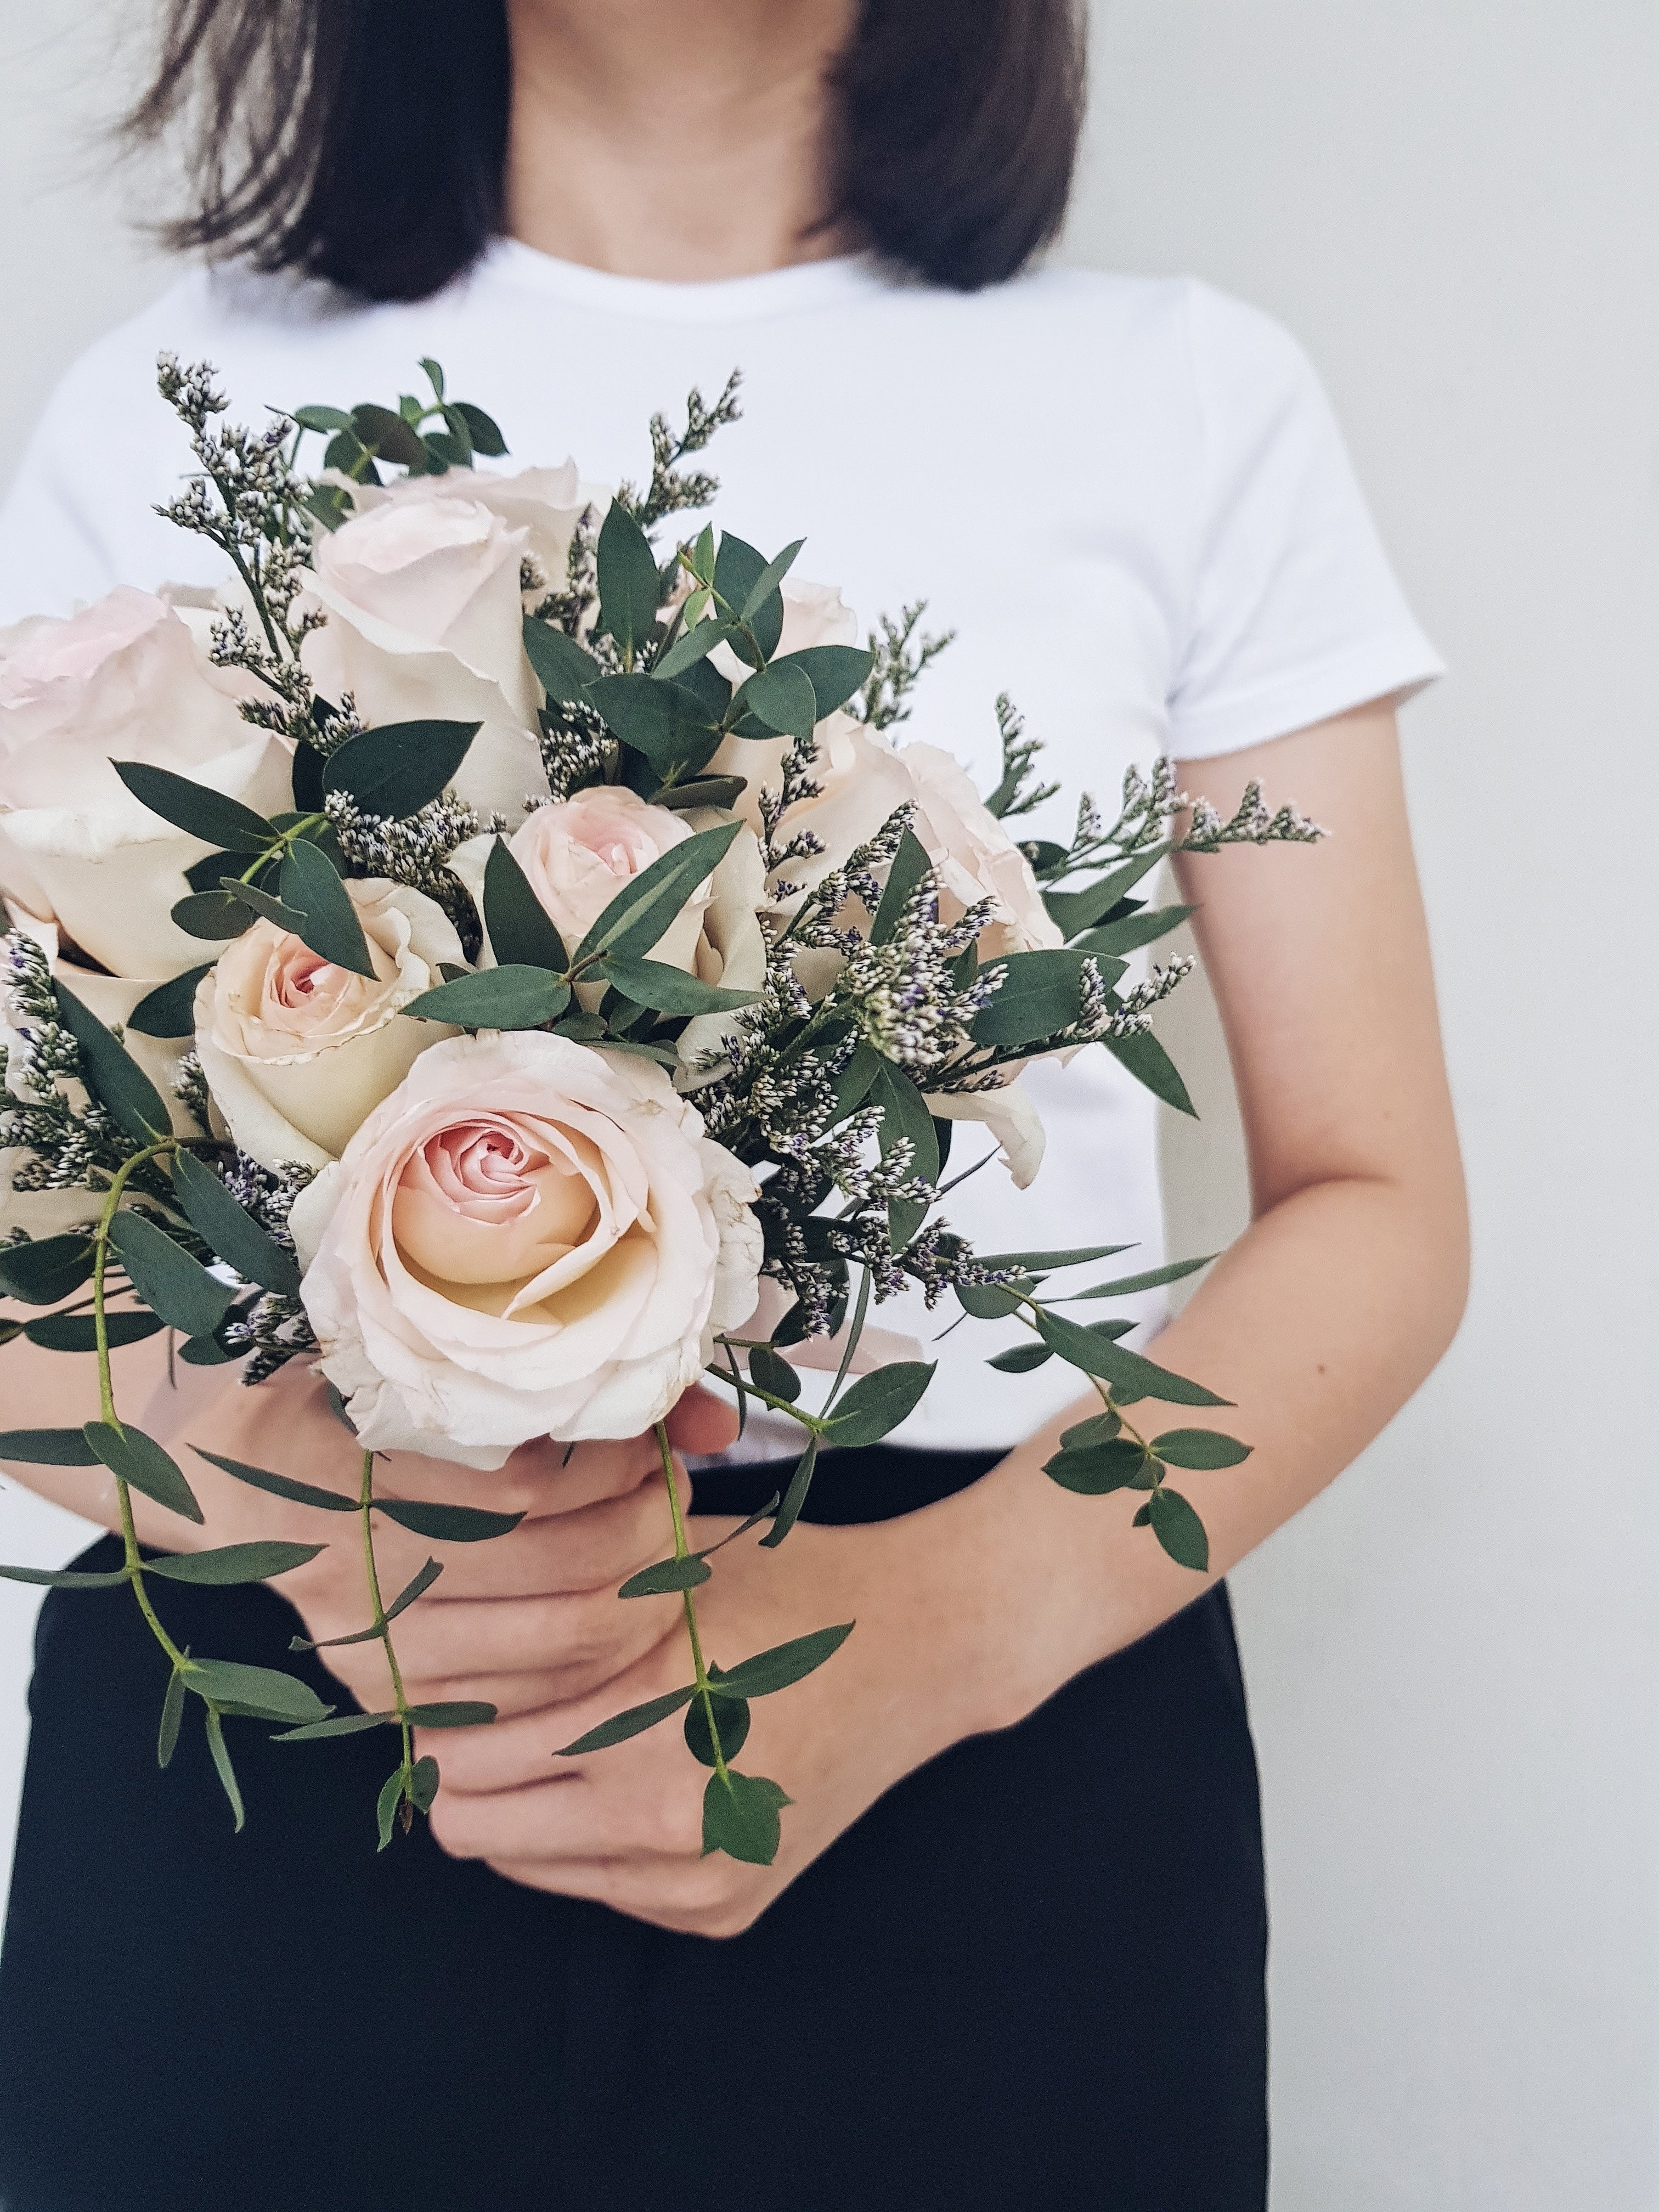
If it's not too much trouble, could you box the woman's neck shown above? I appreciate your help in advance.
[503,0,861,282]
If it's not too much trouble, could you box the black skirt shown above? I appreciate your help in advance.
[0,1446,1267,2211]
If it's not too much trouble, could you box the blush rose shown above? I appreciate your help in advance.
[193,881,462,1171]
[289,1031,764,1465]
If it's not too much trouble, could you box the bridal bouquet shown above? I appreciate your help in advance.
[0,358,1317,1861]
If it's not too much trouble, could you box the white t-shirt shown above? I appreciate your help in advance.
[0,243,1441,1450]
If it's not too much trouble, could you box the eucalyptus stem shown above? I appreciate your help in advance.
[92,1140,189,1673]
[357,1449,417,1821]
[654,1420,730,1787]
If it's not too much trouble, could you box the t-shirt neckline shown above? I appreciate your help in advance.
[478,236,893,323]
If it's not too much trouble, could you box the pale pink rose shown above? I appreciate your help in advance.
[345,460,606,605]
[508,786,707,969]
[303,493,544,822]
[288,1031,764,1464]
[194,882,462,1171]
[898,742,1064,960]
[0,589,291,979]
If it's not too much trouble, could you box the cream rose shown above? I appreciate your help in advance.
[289,1031,764,1464]
[0,589,292,979]
[898,742,1064,961]
[194,881,462,1172]
[303,487,546,823]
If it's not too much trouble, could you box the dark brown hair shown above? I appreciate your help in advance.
[123,1,1087,302]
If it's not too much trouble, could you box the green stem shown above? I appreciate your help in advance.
[238,813,328,885]
[703,1356,823,1430]
[92,1140,190,1672]
[655,1421,729,1787]
[357,1450,415,1788]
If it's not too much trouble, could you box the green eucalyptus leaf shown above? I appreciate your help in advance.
[173,889,256,941]
[684,1692,751,1769]
[555,1683,697,1756]
[292,404,354,433]
[595,501,662,657]
[592,956,757,1016]
[973,1244,1133,1273]
[321,719,480,820]
[868,1054,938,1249]
[1059,1410,1122,1450]
[83,1421,204,1523]
[106,1212,235,1339]
[1148,1485,1210,1572]
[373,1497,525,1543]
[574,820,741,964]
[822,1362,935,1448]
[1042,1438,1149,1496]
[0,1426,101,1465]
[402,1701,498,1729]
[759,1435,818,1550]
[1042,847,1171,938]
[204,1707,245,1832]
[157,1666,187,1767]
[407,1753,442,1813]
[652,774,748,813]
[970,949,1126,1049]
[748,1345,800,1403]
[522,616,603,705]
[127,965,214,1040]
[1150,1429,1253,1470]
[170,1148,302,1296]
[0,1235,95,1306]
[221,878,308,932]
[870,828,935,946]
[588,673,720,772]
[375,1764,405,1850]
[617,1553,712,1599]
[1102,1028,1197,1116]
[482,837,568,970]
[986,1342,1053,1374]
[53,981,171,1141]
[273,1711,396,1741]
[350,403,426,467]
[188,1445,356,1514]
[732,661,816,741]
[146,1540,325,1585]
[740,538,804,620]
[701,1768,791,1865]
[0,1562,133,1588]
[1063,1254,1217,1301]
[653,619,739,682]
[453,400,507,456]
[1074,904,1197,956]
[770,644,874,718]
[186,1655,332,1725]
[703,1621,854,1701]
[403,966,569,1030]
[26,1310,166,1352]
[111,761,276,853]
[281,840,376,979]
[1032,1311,1232,1408]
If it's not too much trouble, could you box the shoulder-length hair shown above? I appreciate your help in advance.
[124,1,1086,303]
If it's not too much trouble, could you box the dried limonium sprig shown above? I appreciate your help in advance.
[856,602,955,732]
[617,371,743,531]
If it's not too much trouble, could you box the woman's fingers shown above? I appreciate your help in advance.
[663,1381,740,1458]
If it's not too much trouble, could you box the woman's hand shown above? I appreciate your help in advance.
[420,1495,1011,1938]
[150,1359,743,1723]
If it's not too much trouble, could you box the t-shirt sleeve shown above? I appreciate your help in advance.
[1167,282,1443,760]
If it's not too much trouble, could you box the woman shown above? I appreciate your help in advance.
[0,2,1466,2206]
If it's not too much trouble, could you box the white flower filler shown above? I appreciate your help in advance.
[0,358,1321,1863]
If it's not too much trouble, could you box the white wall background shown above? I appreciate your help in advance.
[1,2,1655,2203]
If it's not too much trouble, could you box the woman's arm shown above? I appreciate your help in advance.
[419,699,1469,1932]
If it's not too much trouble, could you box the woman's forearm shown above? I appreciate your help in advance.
[889,1164,1469,1735]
